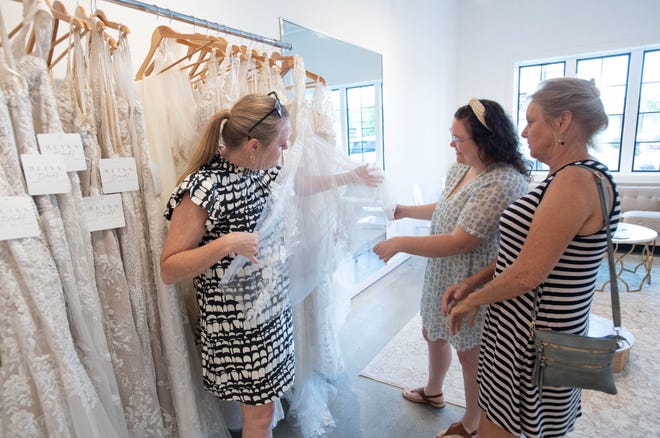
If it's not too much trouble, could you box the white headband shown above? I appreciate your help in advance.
[468,97,491,131]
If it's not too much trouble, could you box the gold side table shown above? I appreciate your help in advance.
[598,223,657,293]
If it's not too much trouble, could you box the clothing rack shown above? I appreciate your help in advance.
[101,0,292,50]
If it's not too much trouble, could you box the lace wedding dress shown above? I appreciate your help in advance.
[0,49,122,438]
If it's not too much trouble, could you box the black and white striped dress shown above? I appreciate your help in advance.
[164,154,295,405]
[477,160,620,437]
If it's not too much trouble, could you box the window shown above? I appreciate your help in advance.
[635,49,660,172]
[576,54,630,171]
[330,82,384,169]
[517,62,565,171]
[516,46,660,173]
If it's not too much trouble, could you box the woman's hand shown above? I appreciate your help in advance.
[443,281,479,336]
[225,231,260,264]
[442,281,473,316]
[373,237,401,263]
[447,297,478,336]
[392,204,405,220]
[350,164,383,187]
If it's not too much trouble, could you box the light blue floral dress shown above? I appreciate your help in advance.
[421,162,528,350]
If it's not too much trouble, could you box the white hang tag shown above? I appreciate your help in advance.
[36,133,87,171]
[0,196,41,240]
[82,194,126,232]
[20,154,71,195]
[100,157,139,193]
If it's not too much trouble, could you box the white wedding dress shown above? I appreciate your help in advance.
[0,32,122,438]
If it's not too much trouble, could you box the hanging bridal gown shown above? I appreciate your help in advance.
[16,33,128,435]
[137,39,199,204]
[0,59,120,438]
[285,55,388,438]
[0,81,66,438]
[86,23,174,436]
[195,50,226,132]
[218,54,386,437]
[113,32,232,438]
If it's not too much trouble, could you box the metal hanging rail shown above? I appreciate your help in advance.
[102,0,292,50]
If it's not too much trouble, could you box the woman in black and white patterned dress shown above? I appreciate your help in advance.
[443,78,619,437]
[160,93,381,437]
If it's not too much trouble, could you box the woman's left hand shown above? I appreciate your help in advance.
[447,298,478,336]
[350,164,384,187]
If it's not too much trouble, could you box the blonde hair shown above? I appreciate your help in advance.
[531,78,608,147]
[178,93,289,184]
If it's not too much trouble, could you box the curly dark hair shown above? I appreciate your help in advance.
[454,99,530,176]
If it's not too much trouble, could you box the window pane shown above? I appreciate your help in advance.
[600,85,626,114]
[359,86,375,106]
[642,50,660,82]
[602,56,630,86]
[639,82,660,112]
[577,54,629,87]
[633,142,660,171]
[520,66,541,94]
[636,112,660,142]
[576,58,602,83]
[543,63,565,80]
[592,142,621,171]
[598,114,623,143]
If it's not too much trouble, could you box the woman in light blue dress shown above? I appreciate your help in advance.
[373,98,529,438]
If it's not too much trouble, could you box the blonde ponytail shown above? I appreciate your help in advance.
[177,110,229,185]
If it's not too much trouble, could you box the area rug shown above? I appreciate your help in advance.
[360,255,660,435]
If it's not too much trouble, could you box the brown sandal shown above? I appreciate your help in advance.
[436,421,476,438]
[401,387,446,408]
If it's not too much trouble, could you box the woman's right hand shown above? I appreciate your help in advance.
[442,280,473,316]
[225,231,260,264]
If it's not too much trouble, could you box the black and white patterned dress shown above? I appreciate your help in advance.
[477,160,620,437]
[164,154,295,405]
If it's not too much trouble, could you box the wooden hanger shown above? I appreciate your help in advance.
[136,26,229,80]
[306,70,327,86]
[94,9,130,35]
[158,39,215,75]
[269,51,294,76]
[189,46,228,84]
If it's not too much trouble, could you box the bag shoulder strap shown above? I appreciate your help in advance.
[572,164,622,330]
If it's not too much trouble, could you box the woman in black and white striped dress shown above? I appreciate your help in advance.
[443,78,620,437]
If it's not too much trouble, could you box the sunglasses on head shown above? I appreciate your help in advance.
[247,91,282,136]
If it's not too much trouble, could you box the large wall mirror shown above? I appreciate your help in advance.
[280,18,388,293]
